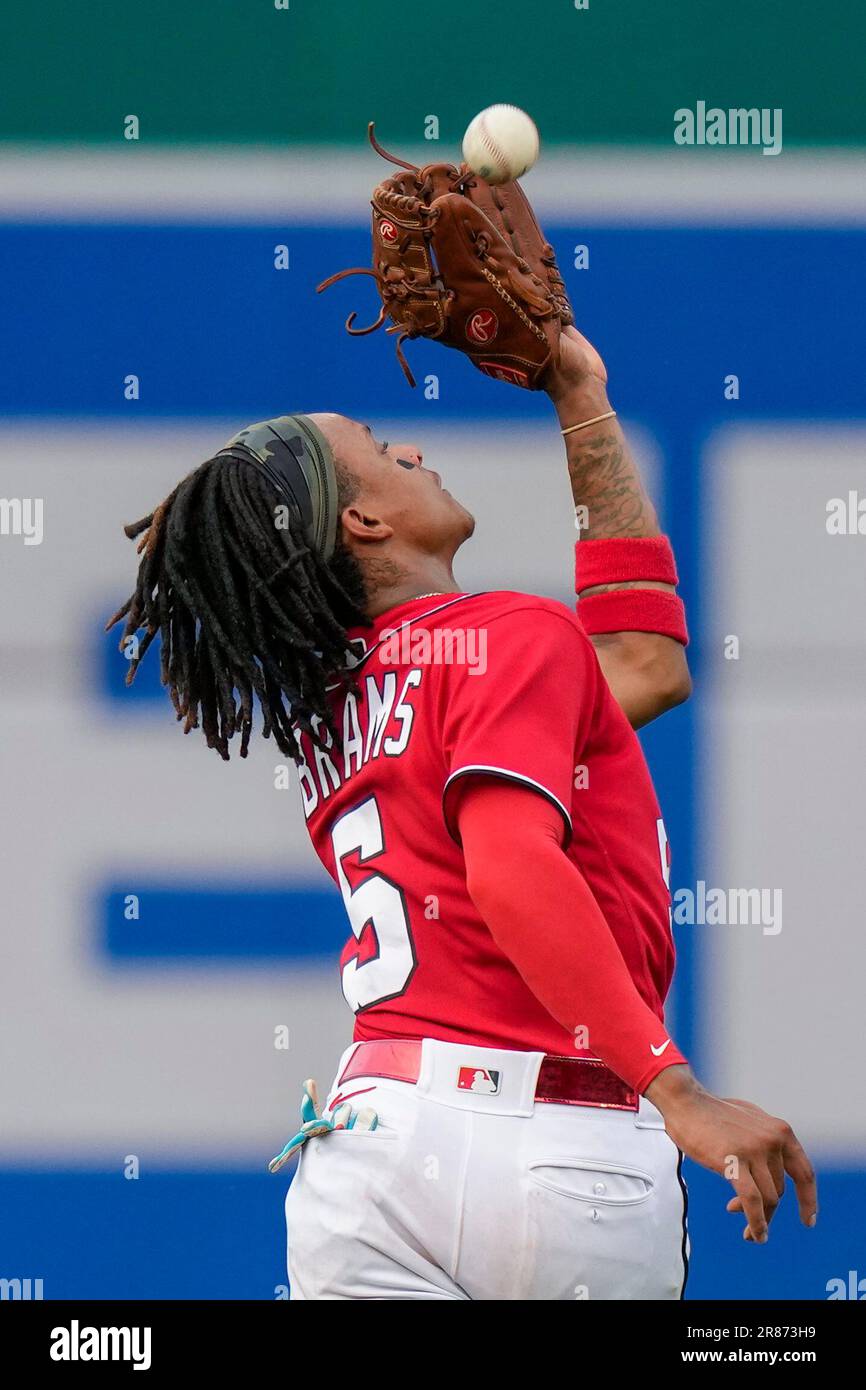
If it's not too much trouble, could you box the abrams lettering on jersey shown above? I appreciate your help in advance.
[295,668,423,817]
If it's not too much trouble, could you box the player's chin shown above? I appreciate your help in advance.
[448,493,476,538]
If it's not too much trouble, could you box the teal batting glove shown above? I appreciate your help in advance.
[268,1078,378,1173]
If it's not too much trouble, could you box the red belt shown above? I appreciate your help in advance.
[338,1039,638,1112]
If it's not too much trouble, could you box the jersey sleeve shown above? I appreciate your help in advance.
[440,605,597,846]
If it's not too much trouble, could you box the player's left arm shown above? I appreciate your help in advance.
[458,779,818,1246]
[545,327,691,729]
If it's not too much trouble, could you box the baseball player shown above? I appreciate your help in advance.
[109,151,817,1300]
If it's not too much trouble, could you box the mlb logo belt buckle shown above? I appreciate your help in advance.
[456,1065,501,1095]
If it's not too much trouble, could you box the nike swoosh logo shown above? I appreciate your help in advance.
[650,1039,672,1057]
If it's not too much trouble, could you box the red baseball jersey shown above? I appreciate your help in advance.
[294,591,675,1055]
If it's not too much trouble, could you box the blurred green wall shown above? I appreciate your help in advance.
[3,0,864,146]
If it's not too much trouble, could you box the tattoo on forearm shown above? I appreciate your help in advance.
[565,428,657,539]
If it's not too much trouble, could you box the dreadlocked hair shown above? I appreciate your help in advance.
[106,453,369,761]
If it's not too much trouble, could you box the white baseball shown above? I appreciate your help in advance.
[462,105,540,185]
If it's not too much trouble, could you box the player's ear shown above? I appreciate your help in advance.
[340,502,394,545]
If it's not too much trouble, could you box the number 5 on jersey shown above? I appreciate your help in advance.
[331,797,417,1012]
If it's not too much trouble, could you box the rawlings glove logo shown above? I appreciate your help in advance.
[378,219,398,244]
[465,309,499,344]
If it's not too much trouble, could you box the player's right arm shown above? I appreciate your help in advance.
[545,327,692,729]
[457,778,818,1243]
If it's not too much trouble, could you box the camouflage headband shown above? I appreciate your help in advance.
[216,414,339,561]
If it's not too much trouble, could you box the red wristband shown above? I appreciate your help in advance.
[578,589,689,645]
[575,535,679,592]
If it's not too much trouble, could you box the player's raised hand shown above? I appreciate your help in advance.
[544,324,608,401]
[646,1067,818,1244]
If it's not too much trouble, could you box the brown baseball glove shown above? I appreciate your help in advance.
[317,124,574,390]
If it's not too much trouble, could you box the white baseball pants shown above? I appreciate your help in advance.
[285,1039,689,1300]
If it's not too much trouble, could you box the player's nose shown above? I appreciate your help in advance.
[391,442,423,467]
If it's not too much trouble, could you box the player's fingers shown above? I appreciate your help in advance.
[781,1131,818,1227]
[733,1169,777,1236]
[732,1170,768,1243]
[766,1150,786,1200]
[726,1194,757,1238]
[727,1104,817,1227]
[751,1161,782,1227]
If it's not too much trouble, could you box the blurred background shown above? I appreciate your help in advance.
[1,1,865,1299]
